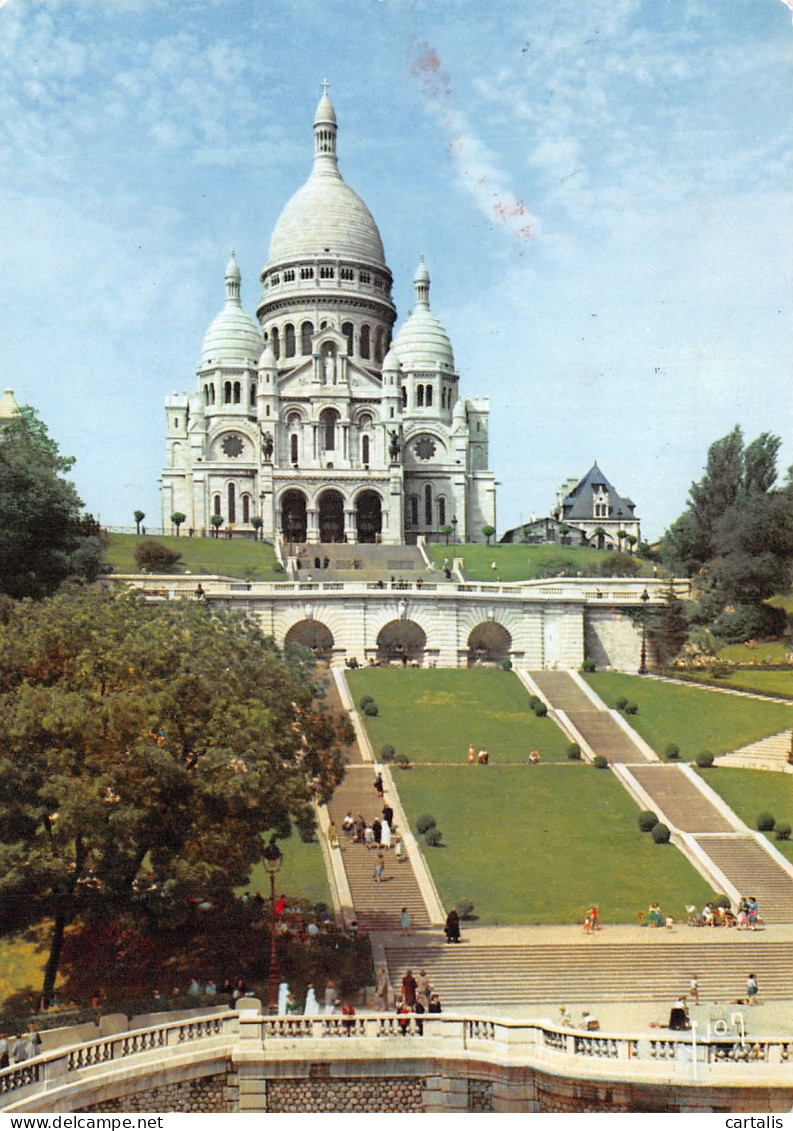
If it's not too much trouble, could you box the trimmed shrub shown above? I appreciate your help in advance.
[394,754,411,770]
[528,696,540,710]
[756,812,776,832]
[581,658,597,673]
[380,744,396,762]
[362,701,379,717]
[638,810,659,832]
[664,743,680,760]
[416,814,436,835]
[651,823,671,844]
[567,743,582,760]
[775,823,791,841]
[134,539,181,574]
[359,695,374,709]
[696,750,715,769]
[624,702,638,715]
[533,701,548,717]
[501,659,513,671]
[424,827,443,847]
[455,899,476,920]
[593,754,609,769]
[615,697,628,711]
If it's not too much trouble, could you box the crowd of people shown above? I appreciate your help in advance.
[340,794,408,880]
[687,896,759,929]
[0,1024,41,1067]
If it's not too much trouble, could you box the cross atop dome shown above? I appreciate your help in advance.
[321,78,329,95]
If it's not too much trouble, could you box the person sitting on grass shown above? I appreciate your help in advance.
[477,749,489,765]
[529,749,540,764]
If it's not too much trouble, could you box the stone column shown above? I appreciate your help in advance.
[306,507,319,544]
[345,508,357,543]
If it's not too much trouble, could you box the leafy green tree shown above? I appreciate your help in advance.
[482,525,496,546]
[170,511,187,537]
[133,511,145,536]
[210,514,224,538]
[599,551,641,577]
[250,516,264,540]
[0,407,106,598]
[0,587,347,1003]
[440,524,453,544]
[134,539,182,573]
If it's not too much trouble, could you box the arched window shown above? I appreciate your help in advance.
[301,321,313,355]
[410,496,419,526]
[362,434,370,465]
[424,484,433,526]
[417,384,424,407]
[242,494,250,524]
[437,496,446,527]
[290,433,299,464]
[224,381,232,404]
[342,321,354,354]
[401,386,407,409]
[320,408,337,451]
[284,324,295,358]
[250,382,256,407]
[271,326,280,359]
[228,483,236,523]
[360,324,371,359]
[426,385,433,407]
[374,327,384,363]
[213,494,221,516]
[204,385,210,405]
[233,382,241,404]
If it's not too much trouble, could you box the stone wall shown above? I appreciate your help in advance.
[263,1075,423,1112]
[85,1072,231,1113]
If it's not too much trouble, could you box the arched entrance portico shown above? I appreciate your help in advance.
[284,619,334,662]
[376,619,426,665]
[356,490,382,544]
[467,622,512,666]
[318,489,345,543]
[281,489,307,544]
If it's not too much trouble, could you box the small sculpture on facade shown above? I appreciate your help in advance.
[388,429,401,462]
[262,431,274,460]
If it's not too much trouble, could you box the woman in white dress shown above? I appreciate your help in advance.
[304,984,320,1015]
[277,981,290,1015]
[381,819,392,849]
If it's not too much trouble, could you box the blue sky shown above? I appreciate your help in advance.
[1,0,791,539]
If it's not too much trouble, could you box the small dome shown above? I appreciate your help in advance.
[453,398,466,422]
[381,345,401,371]
[314,91,337,127]
[200,260,262,367]
[258,340,277,368]
[392,258,455,372]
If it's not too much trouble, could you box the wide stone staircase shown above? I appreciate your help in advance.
[288,543,428,583]
[326,765,431,932]
[628,765,736,833]
[529,671,654,763]
[383,938,793,1009]
[692,836,793,923]
[718,729,792,771]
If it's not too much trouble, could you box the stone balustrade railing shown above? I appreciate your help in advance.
[2,1008,792,1109]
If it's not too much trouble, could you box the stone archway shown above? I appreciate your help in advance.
[376,619,426,665]
[356,490,382,544]
[318,489,345,543]
[284,620,334,662]
[281,489,308,544]
[467,622,512,667]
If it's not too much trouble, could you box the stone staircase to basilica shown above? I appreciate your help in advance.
[288,542,429,583]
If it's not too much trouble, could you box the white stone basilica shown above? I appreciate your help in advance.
[160,89,496,545]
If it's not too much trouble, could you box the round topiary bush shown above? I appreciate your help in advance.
[501,659,513,670]
[528,696,540,710]
[664,743,680,760]
[775,823,791,841]
[696,750,715,769]
[424,827,443,847]
[567,743,582,760]
[455,898,475,920]
[624,702,638,715]
[593,754,609,769]
[394,754,411,770]
[359,695,374,709]
[756,812,776,832]
[380,744,396,762]
[581,658,596,673]
[416,814,436,835]
[651,822,671,844]
[615,696,628,711]
[362,701,379,717]
[533,701,548,717]
[638,810,659,832]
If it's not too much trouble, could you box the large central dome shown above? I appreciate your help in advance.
[266,91,387,269]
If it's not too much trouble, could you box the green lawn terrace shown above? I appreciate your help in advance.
[395,765,715,925]
[346,668,572,763]
[245,830,331,909]
[106,532,284,581]
[584,672,793,760]
[696,767,793,869]
[425,541,656,582]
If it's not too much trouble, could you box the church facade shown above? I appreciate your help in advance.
[160,89,496,546]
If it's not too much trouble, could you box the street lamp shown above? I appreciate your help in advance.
[639,588,650,675]
[262,835,283,1014]
[451,515,458,545]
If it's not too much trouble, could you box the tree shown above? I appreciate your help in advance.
[0,586,347,1003]
[482,525,496,546]
[250,516,263,541]
[134,539,181,573]
[440,524,453,545]
[134,511,146,536]
[210,514,224,538]
[0,407,106,598]
[171,511,187,537]
[599,551,641,577]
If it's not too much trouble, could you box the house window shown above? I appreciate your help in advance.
[362,434,370,464]
[360,324,370,359]
[342,322,354,354]
[300,266,314,280]
[410,496,419,526]
[284,269,295,282]
[213,494,221,516]
[233,382,241,404]
[424,485,433,526]
[426,385,433,407]
[437,496,446,526]
[242,494,250,524]
[290,434,299,463]
[320,408,337,451]
[271,327,280,359]
[284,324,295,358]
[228,483,236,524]
[301,321,314,355]
[417,384,424,407]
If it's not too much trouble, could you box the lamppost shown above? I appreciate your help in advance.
[452,515,458,546]
[262,835,283,1014]
[639,588,650,675]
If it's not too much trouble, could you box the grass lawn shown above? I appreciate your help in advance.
[688,669,793,699]
[244,831,331,908]
[347,668,571,762]
[106,532,283,580]
[584,673,793,758]
[425,542,654,582]
[718,641,792,664]
[0,931,48,1005]
[396,765,716,924]
[695,767,793,867]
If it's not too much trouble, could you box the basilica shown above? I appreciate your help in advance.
[160,88,496,546]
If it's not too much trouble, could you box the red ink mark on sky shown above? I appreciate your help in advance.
[409,42,452,98]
